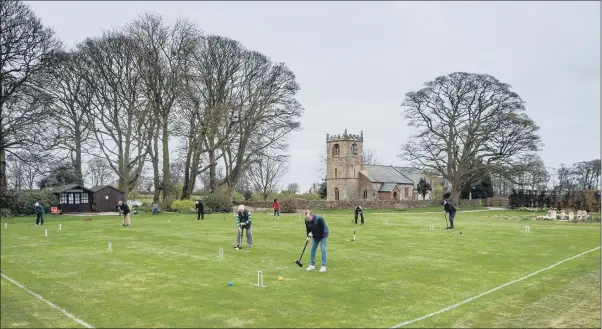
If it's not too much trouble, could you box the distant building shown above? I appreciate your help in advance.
[326,129,435,201]
[51,183,124,213]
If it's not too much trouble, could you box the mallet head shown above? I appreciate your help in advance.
[295,260,303,267]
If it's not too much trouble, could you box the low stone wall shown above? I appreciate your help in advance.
[236,198,483,212]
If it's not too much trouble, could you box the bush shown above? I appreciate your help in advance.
[0,208,12,218]
[204,192,232,213]
[280,199,296,213]
[171,199,197,213]
[3,190,58,216]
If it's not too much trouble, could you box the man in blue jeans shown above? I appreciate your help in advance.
[304,210,329,272]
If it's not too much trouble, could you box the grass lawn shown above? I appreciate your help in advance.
[1,209,600,328]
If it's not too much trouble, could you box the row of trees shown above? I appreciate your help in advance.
[2,0,303,208]
[508,189,601,212]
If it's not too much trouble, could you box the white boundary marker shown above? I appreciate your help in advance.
[390,246,601,328]
[0,273,95,328]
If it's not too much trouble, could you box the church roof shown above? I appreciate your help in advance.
[378,183,398,192]
[360,165,414,185]
[393,166,424,184]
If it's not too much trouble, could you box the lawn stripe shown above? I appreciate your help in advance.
[0,273,95,328]
[390,246,601,328]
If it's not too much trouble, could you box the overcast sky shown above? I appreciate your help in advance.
[27,1,600,192]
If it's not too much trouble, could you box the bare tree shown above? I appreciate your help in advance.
[127,13,201,207]
[286,182,299,195]
[77,30,151,200]
[45,50,94,184]
[6,152,46,190]
[572,159,601,190]
[0,0,62,196]
[85,158,114,187]
[245,151,288,201]
[181,35,243,196]
[220,49,304,201]
[554,164,575,195]
[363,148,380,165]
[198,163,225,191]
[400,72,542,202]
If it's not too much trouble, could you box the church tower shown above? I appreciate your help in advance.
[326,129,364,201]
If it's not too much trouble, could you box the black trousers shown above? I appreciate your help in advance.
[197,211,204,220]
[354,212,364,224]
[36,213,44,225]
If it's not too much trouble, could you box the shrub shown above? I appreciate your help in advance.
[171,199,197,213]
[0,208,12,219]
[3,190,59,216]
[280,199,296,213]
[204,192,232,213]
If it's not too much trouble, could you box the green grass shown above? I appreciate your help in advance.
[1,210,600,328]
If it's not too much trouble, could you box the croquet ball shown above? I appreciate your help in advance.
[227,282,233,286]
[278,276,284,281]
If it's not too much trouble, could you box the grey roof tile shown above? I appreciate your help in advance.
[360,165,414,184]
[378,183,397,192]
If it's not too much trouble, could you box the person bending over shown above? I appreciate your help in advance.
[195,200,204,220]
[441,192,456,229]
[118,201,131,227]
[354,205,364,224]
[304,210,329,272]
[235,204,253,249]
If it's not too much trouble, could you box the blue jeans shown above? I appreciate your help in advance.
[448,210,456,228]
[310,237,328,266]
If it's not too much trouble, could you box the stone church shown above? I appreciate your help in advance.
[326,130,433,202]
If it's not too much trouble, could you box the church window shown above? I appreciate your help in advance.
[332,144,340,157]
[363,189,368,199]
[351,143,358,155]
[334,188,340,201]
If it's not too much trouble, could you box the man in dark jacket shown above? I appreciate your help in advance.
[34,202,45,226]
[118,201,131,227]
[442,192,456,229]
[235,204,253,249]
[195,200,204,220]
[354,205,364,224]
[304,210,329,272]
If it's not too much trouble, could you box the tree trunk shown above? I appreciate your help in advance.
[74,129,83,185]
[208,149,216,193]
[450,182,462,204]
[181,141,193,200]
[161,123,172,209]
[227,182,235,204]
[118,167,130,202]
[0,148,7,198]
[152,133,160,203]
[188,148,200,197]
